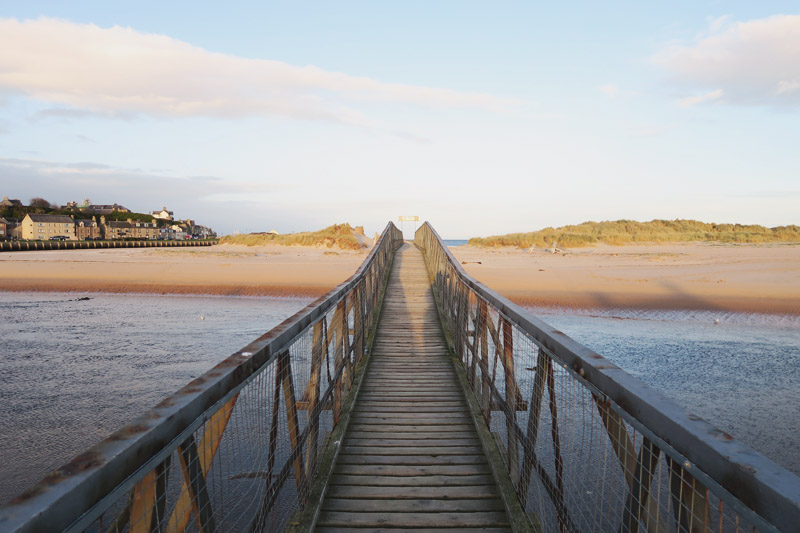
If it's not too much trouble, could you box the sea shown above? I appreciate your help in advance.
[0,291,798,503]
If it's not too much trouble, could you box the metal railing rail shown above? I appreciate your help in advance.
[415,221,800,533]
[0,222,403,532]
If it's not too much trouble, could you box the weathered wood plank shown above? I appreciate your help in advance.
[354,401,464,408]
[326,484,499,500]
[316,511,509,528]
[345,437,480,447]
[351,412,471,420]
[335,454,488,466]
[346,424,477,433]
[345,431,480,441]
[317,528,510,533]
[329,474,497,486]
[341,446,483,455]
[322,498,505,512]
[333,464,492,476]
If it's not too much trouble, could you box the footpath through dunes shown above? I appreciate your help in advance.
[317,243,512,531]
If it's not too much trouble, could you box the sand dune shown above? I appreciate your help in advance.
[1,241,798,315]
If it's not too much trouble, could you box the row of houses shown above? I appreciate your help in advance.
[63,201,174,221]
[0,214,216,241]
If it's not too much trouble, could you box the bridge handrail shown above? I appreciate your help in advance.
[0,222,404,532]
[415,221,800,532]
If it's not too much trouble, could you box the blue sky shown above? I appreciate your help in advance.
[1,2,798,238]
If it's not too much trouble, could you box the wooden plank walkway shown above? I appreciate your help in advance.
[316,243,511,532]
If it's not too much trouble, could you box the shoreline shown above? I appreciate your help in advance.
[1,242,798,316]
[2,279,797,317]
[0,280,331,299]
[452,242,800,316]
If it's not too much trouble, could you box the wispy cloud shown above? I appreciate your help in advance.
[598,84,620,98]
[32,107,135,122]
[653,14,800,107]
[0,157,281,206]
[677,88,724,108]
[0,17,525,128]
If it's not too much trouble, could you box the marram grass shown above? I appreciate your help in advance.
[468,219,800,249]
[219,223,365,250]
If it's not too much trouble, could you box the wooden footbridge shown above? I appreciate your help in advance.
[315,244,515,530]
[2,222,799,532]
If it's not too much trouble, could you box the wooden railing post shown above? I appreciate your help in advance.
[332,300,346,423]
[519,350,549,504]
[277,350,306,500]
[304,321,324,479]
[502,318,521,486]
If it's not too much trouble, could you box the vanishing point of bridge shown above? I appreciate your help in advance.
[1,222,799,532]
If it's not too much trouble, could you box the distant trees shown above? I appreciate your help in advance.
[28,197,55,213]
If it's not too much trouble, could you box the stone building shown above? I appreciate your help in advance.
[21,214,75,240]
[101,217,160,240]
[75,217,102,240]
[85,203,130,215]
[0,197,22,208]
[152,207,174,221]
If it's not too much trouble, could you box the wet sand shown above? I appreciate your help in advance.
[1,242,798,314]
[0,244,367,298]
[450,242,800,315]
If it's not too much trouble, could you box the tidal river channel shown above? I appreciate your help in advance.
[0,292,798,503]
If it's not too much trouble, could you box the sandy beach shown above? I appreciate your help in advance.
[1,241,798,314]
[0,244,367,298]
[451,242,800,315]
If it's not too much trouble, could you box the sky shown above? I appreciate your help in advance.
[0,2,798,238]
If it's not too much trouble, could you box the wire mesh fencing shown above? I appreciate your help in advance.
[415,222,800,533]
[0,223,403,533]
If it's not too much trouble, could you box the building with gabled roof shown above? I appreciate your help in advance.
[75,217,101,240]
[21,214,75,240]
[101,217,160,240]
[1,196,22,208]
[85,203,130,215]
[152,207,174,221]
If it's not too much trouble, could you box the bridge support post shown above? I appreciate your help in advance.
[305,321,325,480]
[502,318,522,487]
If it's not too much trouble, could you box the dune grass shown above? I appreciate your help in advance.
[219,223,365,250]
[468,219,800,249]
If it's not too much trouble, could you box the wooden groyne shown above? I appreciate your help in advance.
[0,239,218,252]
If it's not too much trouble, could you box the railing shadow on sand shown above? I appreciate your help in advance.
[0,223,403,532]
[414,221,800,533]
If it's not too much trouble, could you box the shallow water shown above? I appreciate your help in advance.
[0,292,310,503]
[1,291,797,504]
[527,306,800,476]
